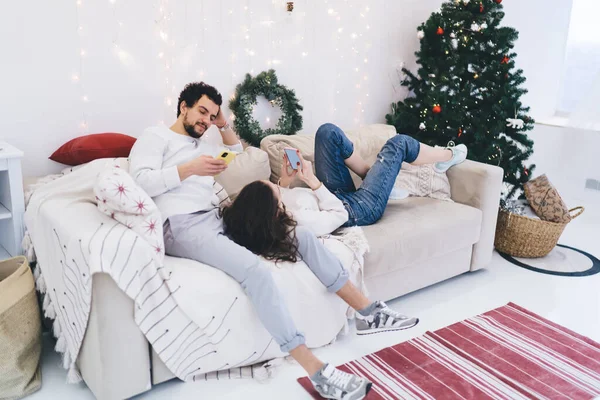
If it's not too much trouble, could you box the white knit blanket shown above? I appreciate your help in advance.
[23,159,368,383]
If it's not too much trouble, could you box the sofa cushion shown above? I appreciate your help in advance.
[215,147,271,199]
[94,163,165,261]
[260,124,395,188]
[260,134,315,188]
[261,124,452,200]
[361,197,482,279]
[395,162,452,201]
[49,133,136,166]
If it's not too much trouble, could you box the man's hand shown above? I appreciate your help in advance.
[214,108,228,129]
[279,153,298,188]
[296,153,322,190]
[178,155,227,181]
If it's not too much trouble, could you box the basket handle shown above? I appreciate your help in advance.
[569,207,584,220]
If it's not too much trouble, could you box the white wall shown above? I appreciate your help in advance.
[502,0,573,121]
[0,0,571,177]
[559,0,600,132]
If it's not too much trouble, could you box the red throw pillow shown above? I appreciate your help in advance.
[50,133,137,166]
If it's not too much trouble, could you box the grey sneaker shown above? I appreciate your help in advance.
[433,144,468,173]
[356,301,419,335]
[310,363,372,400]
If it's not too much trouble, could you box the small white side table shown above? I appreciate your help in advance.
[0,142,25,259]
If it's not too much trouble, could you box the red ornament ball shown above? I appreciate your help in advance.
[501,56,510,64]
[436,27,444,35]
[432,105,442,114]
[495,0,502,3]
[480,2,484,12]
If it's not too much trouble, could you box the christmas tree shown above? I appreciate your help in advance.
[386,0,535,199]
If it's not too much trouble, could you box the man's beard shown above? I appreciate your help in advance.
[183,119,207,139]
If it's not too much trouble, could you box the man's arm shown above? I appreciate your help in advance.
[176,163,194,182]
[130,133,228,197]
[129,132,181,197]
[219,124,240,147]
[214,109,243,149]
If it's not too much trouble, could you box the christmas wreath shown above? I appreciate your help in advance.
[229,69,303,147]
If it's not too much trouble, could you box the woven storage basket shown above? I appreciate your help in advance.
[495,206,584,258]
[0,256,42,400]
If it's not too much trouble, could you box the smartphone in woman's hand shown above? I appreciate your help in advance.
[284,148,302,170]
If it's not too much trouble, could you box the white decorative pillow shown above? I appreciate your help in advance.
[93,165,165,261]
[394,163,452,201]
[215,147,274,198]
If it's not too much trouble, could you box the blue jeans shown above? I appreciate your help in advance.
[314,123,420,226]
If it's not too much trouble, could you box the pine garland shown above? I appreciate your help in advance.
[229,69,303,147]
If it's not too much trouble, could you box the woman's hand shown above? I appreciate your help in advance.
[279,153,297,188]
[296,153,322,190]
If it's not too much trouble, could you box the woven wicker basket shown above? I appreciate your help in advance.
[494,207,584,258]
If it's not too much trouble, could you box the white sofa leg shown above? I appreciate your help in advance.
[78,273,152,399]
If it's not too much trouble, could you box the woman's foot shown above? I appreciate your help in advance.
[310,363,372,400]
[433,144,468,173]
[356,301,419,335]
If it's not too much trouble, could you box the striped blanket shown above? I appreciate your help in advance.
[299,303,600,399]
[24,158,368,384]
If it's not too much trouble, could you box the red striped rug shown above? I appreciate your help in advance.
[298,303,600,399]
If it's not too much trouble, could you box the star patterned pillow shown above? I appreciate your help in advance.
[94,164,165,261]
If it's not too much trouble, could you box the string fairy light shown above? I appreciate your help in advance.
[324,2,372,124]
[309,0,317,126]
[352,4,371,125]
[74,0,88,131]
[327,4,342,117]
[263,0,276,69]
[110,0,122,46]
[64,1,387,133]
[195,0,207,81]
[244,0,252,85]
[156,0,177,121]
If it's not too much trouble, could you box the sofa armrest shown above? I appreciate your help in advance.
[446,160,504,271]
[78,273,152,399]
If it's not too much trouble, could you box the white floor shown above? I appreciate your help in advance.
[29,124,600,400]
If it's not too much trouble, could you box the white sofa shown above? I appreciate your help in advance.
[73,124,503,399]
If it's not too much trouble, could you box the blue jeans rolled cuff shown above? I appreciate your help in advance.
[279,332,306,353]
[326,268,349,293]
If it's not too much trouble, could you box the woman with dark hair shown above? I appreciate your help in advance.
[221,122,468,330]
[223,123,468,242]
[219,123,466,399]
[221,179,419,398]
[221,180,302,263]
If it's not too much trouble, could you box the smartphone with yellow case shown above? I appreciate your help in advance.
[217,150,237,165]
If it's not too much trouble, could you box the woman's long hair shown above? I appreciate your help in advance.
[220,181,299,263]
